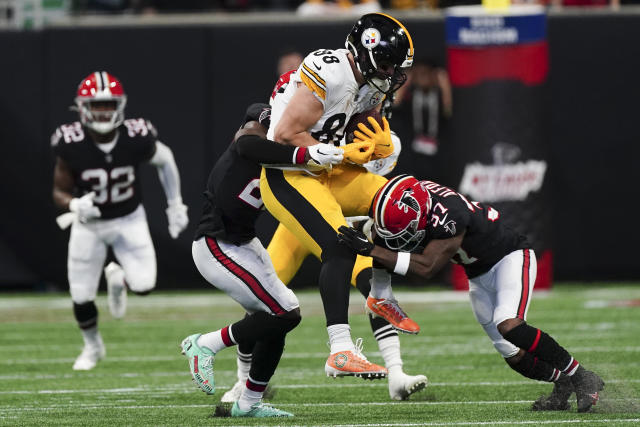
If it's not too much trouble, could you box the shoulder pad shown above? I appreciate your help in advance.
[51,121,85,146]
[123,118,158,139]
[299,49,350,102]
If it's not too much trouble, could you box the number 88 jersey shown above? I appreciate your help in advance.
[268,48,385,149]
[51,118,157,219]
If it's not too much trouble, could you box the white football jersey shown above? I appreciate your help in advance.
[268,48,385,148]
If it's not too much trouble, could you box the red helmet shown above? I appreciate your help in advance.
[372,174,432,251]
[75,71,127,134]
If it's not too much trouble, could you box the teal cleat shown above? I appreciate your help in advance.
[180,334,215,395]
[231,401,293,418]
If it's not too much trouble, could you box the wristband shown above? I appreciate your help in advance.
[393,252,411,276]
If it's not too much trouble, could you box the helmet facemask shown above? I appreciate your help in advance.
[76,98,127,134]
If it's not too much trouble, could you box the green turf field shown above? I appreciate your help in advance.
[1,284,639,426]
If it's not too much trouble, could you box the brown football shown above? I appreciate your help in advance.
[344,109,382,143]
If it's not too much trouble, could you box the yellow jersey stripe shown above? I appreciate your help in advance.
[302,63,327,87]
[300,68,327,100]
[377,13,414,58]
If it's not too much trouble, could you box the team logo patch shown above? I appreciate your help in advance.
[361,28,381,50]
[334,353,348,368]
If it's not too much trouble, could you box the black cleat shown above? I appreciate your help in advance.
[532,374,573,411]
[571,367,605,413]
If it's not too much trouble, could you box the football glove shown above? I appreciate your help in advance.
[342,139,375,165]
[337,225,374,256]
[307,144,344,169]
[69,192,101,223]
[353,116,393,159]
[166,198,189,239]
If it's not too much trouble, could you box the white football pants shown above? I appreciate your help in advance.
[468,249,536,358]
[68,205,156,303]
[192,236,299,314]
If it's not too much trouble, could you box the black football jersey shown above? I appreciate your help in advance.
[419,181,529,278]
[51,119,157,219]
[194,142,263,245]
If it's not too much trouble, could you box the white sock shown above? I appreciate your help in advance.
[236,349,251,382]
[378,335,403,371]
[197,325,236,354]
[327,324,355,354]
[370,268,394,300]
[80,326,102,347]
[237,377,267,411]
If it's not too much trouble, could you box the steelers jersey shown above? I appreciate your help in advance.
[51,119,157,219]
[418,181,529,278]
[268,48,385,150]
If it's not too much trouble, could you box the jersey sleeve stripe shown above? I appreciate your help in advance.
[300,65,327,100]
[302,63,326,87]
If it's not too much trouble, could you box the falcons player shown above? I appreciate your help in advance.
[52,71,189,370]
[181,103,343,418]
[337,175,605,413]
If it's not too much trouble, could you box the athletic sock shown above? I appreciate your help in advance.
[237,376,267,411]
[370,268,394,300]
[503,323,579,374]
[80,325,103,348]
[377,335,403,370]
[327,324,355,353]
[507,351,561,382]
[236,348,252,382]
[197,325,236,354]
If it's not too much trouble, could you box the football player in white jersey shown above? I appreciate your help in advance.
[260,13,417,379]
[52,71,188,370]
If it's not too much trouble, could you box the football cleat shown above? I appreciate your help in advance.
[531,374,573,411]
[366,296,420,334]
[180,334,216,395]
[231,401,293,418]
[571,367,604,413]
[388,371,428,401]
[104,262,127,319]
[72,339,106,371]
[221,379,245,403]
[325,338,387,380]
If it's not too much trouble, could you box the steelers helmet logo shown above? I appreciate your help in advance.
[361,28,381,50]
[334,353,349,368]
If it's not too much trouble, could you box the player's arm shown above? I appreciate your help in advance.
[148,141,188,238]
[338,226,464,279]
[52,156,75,210]
[272,83,324,147]
[235,121,343,167]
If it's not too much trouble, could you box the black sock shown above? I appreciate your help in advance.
[506,351,561,382]
[230,310,301,348]
[319,242,356,326]
[503,323,579,374]
[73,301,98,329]
[248,335,286,384]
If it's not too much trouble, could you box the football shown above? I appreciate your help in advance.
[344,109,383,143]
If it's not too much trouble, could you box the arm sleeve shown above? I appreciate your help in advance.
[148,141,182,203]
[234,134,307,165]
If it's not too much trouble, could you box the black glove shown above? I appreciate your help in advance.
[337,225,374,256]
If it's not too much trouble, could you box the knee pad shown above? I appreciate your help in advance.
[277,308,302,333]
[320,239,356,264]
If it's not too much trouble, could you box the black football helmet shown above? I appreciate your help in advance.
[345,13,414,96]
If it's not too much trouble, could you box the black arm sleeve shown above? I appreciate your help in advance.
[234,134,305,165]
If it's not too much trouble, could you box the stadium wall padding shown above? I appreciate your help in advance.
[0,13,639,290]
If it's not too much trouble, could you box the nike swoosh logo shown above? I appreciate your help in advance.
[313,62,322,71]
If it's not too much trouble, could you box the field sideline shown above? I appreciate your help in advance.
[1,284,639,426]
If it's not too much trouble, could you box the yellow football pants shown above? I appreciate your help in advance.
[260,164,387,284]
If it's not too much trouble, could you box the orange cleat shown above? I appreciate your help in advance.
[366,296,420,334]
[324,338,387,380]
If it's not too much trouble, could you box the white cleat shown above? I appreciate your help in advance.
[221,379,246,403]
[105,262,127,319]
[73,341,106,371]
[388,371,428,401]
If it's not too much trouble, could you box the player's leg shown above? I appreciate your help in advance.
[220,314,254,403]
[354,265,428,400]
[493,249,604,412]
[185,236,299,416]
[261,167,386,379]
[108,206,157,318]
[267,222,309,286]
[67,221,108,370]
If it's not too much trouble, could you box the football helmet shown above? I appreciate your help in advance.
[75,71,127,134]
[345,13,414,96]
[372,174,431,252]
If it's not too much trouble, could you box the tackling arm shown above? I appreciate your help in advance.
[369,233,464,279]
[273,83,324,147]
